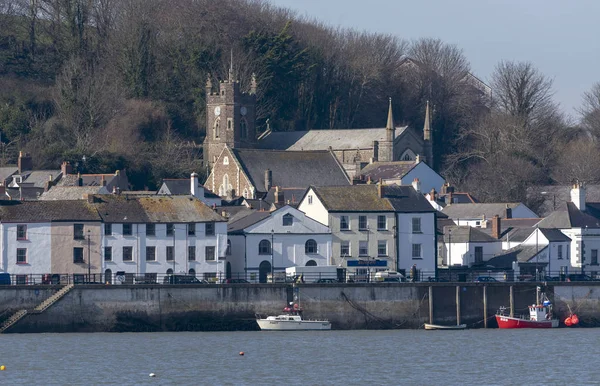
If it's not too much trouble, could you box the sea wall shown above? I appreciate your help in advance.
[0,282,598,332]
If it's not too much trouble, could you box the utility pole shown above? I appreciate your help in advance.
[87,229,91,282]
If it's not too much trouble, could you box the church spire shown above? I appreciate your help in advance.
[423,100,431,141]
[386,97,394,142]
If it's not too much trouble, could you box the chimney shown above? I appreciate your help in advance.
[492,215,501,239]
[264,169,272,191]
[190,172,201,198]
[18,151,33,174]
[415,154,421,164]
[77,172,83,187]
[61,161,73,176]
[412,178,421,193]
[44,175,54,192]
[505,204,513,219]
[429,188,437,201]
[112,186,117,195]
[274,186,284,204]
[115,170,120,176]
[571,182,586,211]
[378,182,384,198]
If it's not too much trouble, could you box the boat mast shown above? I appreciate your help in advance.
[536,286,540,305]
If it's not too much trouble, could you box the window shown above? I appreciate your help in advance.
[558,245,563,260]
[122,224,132,236]
[17,225,27,240]
[166,246,174,261]
[188,223,196,236]
[123,246,133,261]
[377,216,387,231]
[214,118,220,138]
[227,118,232,130]
[146,246,156,261]
[412,244,422,259]
[475,246,483,263]
[104,223,112,236]
[412,218,422,233]
[205,222,215,236]
[305,239,317,254]
[226,240,232,255]
[205,246,216,261]
[359,216,368,230]
[188,246,196,261]
[146,224,155,236]
[104,247,112,262]
[593,249,598,266]
[16,248,27,264]
[378,240,388,257]
[73,247,84,263]
[340,241,350,257]
[283,214,293,226]
[340,216,350,230]
[240,119,248,138]
[74,224,84,240]
[259,240,271,255]
[359,241,368,256]
[188,268,196,276]
[166,224,174,236]
[223,156,229,165]
[308,195,313,205]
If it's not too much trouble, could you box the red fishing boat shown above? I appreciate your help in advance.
[495,287,559,329]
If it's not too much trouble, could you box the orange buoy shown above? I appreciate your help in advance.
[564,317,573,327]
[571,314,579,325]
[239,352,244,356]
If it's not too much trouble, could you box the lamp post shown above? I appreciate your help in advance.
[271,229,274,283]
[87,229,91,282]
[366,224,370,283]
[448,229,452,267]
[535,225,539,281]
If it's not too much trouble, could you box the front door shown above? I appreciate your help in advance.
[259,261,271,283]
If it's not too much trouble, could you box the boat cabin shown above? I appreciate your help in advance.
[529,301,552,322]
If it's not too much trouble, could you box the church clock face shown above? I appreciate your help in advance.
[214,106,221,116]
[240,106,247,116]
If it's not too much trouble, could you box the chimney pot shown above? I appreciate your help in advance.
[264,169,272,191]
[412,178,421,193]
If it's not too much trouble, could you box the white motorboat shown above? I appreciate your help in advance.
[256,313,331,331]
[424,323,467,330]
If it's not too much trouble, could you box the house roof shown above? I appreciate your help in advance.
[357,161,417,181]
[0,200,101,222]
[438,192,479,204]
[310,185,394,212]
[227,211,271,233]
[159,179,190,195]
[14,170,62,188]
[539,228,571,242]
[264,187,307,207]
[56,171,129,190]
[443,226,499,243]
[0,167,18,182]
[536,202,600,229]
[527,185,600,217]
[442,203,524,219]
[384,185,438,213]
[257,127,407,151]
[39,186,110,201]
[232,149,350,192]
[486,245,549,269]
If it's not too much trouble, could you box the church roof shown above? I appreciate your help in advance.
[232,149,350,192]
[358,161,417,181]
[256,127,407,151]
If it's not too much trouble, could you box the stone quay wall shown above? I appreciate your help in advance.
[0,282,598,332]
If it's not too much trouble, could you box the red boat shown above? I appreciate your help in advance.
[495,288,559,329]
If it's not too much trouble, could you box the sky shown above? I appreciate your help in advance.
[268,0,600,119]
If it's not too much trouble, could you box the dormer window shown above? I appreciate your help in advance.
[283,214,293,226]
[223,156,229,165]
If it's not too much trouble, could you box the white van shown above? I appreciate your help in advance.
[374,271,405,282]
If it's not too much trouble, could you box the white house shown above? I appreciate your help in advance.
[227,206,332,283]
[96,195,227,283]
[441,225,503,267]
[0,222,52,280]
[157,173,222,207]
[298,184,437,280]
[442,203,538,227]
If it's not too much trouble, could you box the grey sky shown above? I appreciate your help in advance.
[269,0,600,119]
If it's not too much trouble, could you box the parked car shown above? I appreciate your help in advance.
[382,277,401,282]
[163,275,207,285]
[221,278,249,284]
[315,278,338,283]
[543,276,560,282]
[474,276,497,283]
[567,274,598,282]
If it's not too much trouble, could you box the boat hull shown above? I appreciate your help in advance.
[256,319,331,331]
[495,315,559,329]
[424,323,467,330]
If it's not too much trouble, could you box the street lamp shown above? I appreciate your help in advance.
[87,229,91,282]
[271,229,274,283]
[448,229,452,267]
[366,224,370,283]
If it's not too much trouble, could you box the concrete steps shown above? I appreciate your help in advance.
[0,309,27,333]
[0,283,74,333]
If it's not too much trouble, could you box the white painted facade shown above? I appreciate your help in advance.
[399,162,445,196]
[239,206,332,283]
[397,212,437,275]
[0,222,52,278]
[443,240,503,267]
[102,222,227,282]
[520,229,572,275]
[451,204,539,228]
[560,227,600,276]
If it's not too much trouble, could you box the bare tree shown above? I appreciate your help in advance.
[579,82,600,138]
[552,139,600,185]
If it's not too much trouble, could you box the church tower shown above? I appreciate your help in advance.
[203,62,257,168]
[379,98,395,162]
[423,101,434,167]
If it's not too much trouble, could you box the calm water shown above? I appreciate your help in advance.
[0,329,597,385]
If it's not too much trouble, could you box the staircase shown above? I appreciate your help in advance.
[0,283,74,333]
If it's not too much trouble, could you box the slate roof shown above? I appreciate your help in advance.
[539,228,571,242]
[20,170,61,188]
[536,202,600,229]
[159,179,190,195]
[384,185,438,213]
[39,186,110,200]
[310,185,394,212]
[227,211,271,234]
[0,167,17,183]
[527,185,600,217]
[233,149,350,192]
[438,192,479,204]
[442,203,525,219]
[257,127,407,151]
[56,171,129,190]
[264,187,307,206]
[476,218,539,240]
[358,161,416,181]
[0,200,101,222]
[486,245,548,269]
[443,226,499,243]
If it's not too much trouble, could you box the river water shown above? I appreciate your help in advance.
[0,329,596,385]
